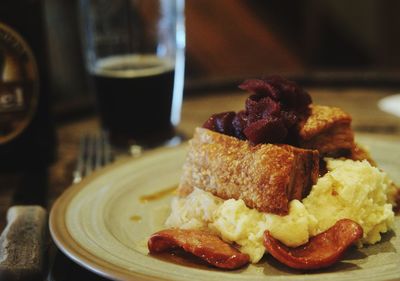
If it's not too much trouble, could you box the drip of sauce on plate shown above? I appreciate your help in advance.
[151,249,219,270]
[129,215,142,222]
[139,186,177,203]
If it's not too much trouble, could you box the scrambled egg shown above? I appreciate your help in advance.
[303,158,395,245]
[166,159,396,263]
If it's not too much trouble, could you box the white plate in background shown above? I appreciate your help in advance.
[378,94,400,118]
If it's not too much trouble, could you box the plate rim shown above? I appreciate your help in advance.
[49,146,183,281]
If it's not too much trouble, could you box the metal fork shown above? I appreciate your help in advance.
[72,131,113,183]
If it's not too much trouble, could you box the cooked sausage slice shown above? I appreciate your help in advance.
[264,219,363,270]
[148,229,250,269]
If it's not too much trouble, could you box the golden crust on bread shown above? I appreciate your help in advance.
[299,105,352,140]
[349,143,376,165]
[299,105,354,157]
[178,128,319,215]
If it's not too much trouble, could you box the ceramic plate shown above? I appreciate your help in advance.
[50,135,400,281]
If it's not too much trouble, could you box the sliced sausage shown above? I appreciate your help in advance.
[148,228,250,269]
[264,218,363,270]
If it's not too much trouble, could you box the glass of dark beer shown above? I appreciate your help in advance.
[79,0,185,147]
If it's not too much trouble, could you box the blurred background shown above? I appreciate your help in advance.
[45,0,400,119]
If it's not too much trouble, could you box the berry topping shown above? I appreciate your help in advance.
[202,76,312,145]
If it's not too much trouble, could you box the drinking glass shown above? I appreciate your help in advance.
[79,0,185,147]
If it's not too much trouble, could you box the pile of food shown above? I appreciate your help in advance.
[147,76,399,270]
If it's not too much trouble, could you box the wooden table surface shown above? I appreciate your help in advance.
[2,86,400,280]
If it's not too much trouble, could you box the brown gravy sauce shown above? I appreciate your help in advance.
[394,188,400,215]
[151,249,218,270]
[129,215,142,222]
[139,186,177,203]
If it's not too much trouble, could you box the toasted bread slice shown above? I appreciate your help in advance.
[349,143,376,165]
[178,128,319,215]
[298,105,354,157]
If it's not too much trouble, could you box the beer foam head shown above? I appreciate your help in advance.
[93,54,174,78]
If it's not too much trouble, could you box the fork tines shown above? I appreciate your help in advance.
[73,131,112,183]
